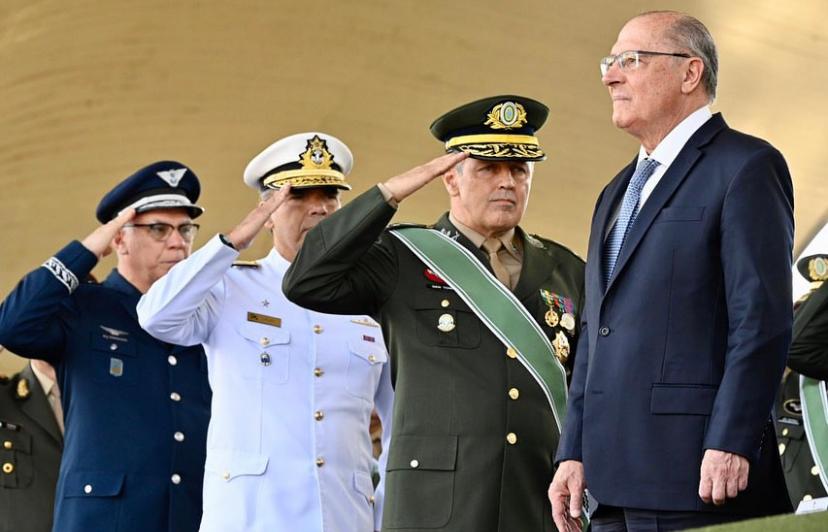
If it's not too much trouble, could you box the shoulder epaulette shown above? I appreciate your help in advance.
[232,260,260,268]
[528,233,586,264]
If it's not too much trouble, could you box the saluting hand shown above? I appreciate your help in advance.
[81,208,136,259]
[225,184,292,251]
[381,151,468,203]
[698,449,750,506]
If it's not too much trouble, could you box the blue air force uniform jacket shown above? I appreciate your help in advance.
[0,241,211,532]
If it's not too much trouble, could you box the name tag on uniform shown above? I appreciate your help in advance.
[247,312,282,328]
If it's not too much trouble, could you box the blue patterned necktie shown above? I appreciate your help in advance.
[603,157,660,288]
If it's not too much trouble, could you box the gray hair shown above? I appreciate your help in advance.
[638,11,719,101]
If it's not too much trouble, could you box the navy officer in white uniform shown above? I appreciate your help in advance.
[138,132,393,532]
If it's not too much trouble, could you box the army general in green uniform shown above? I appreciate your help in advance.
[284,96,585,531]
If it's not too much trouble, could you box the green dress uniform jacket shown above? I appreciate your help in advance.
[0,365,63,532]
[283,186,585,532]
[775,280,828,507]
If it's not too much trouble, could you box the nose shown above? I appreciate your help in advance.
[602,62,622,87]
[308,196,331,216]
[166,227,187,249]
[495,166,516,189]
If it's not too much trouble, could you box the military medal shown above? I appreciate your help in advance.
[552,331,570,364]
[260,352,272,366]
[560,312,575,332]
[545,309,559,327]
[437,313,456,332]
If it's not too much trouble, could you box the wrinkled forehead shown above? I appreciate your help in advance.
[612,15,671,54]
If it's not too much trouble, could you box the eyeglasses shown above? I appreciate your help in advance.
[600,50,692,76]
[123,223,200,242]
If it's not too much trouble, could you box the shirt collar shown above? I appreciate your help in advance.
[638,105,712,167]
[448,212,517,252]
[30,362,57,396]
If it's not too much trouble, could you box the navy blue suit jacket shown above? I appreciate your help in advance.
[557,114,793,515]
[0,241,211,532]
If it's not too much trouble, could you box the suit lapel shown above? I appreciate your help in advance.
[18,365,62,445]
[605,114,728,294]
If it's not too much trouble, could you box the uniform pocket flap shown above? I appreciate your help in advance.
[90,334,136,357]
[348,340,388,365]
[236,323,290,347]
[353,470,375,499]
[650,384,717,415]
[656,206,705,222]
[387,435,458,471]
[205,450,269,481]
[0,429,32,454]
[64,470,125,498]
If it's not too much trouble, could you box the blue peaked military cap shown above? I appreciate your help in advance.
[95,161,205,223]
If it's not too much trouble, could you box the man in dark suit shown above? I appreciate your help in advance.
[1,358,63,532]
[284,95,585,531]
[549,10,794,532]
[0,162,211,532]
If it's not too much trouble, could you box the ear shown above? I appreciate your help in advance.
[680,57,704,95]
[112,228,128,256]
[443,168,461,198]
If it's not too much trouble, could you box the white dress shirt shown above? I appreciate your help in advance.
[137,235,393,532]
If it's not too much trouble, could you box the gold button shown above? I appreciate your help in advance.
[313,325,323,334]
[2,441,11,450]
[2,463,13,474]
[508,388,520,400]
[778,443,786,455]
[314,411,324,421]
[314,367,324,377]
[782,428,789,437]
[223,471,230,481]
[316,457,325,467]
[506,432,517,445]
[368,355,377,363]
[812,466,820,476]
[803,494,813,501]
[441,299,450,308]
[260,337,269,346]
[410,459,419,468]
[369,495,375,504]
[506,347,517,359]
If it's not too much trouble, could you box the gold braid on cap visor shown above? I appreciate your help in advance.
[262,169,352,190]
[445,134,544,159]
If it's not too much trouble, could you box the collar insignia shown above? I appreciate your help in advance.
[484,101,528,130]
[156,168,187,187]
[16,378,30,399]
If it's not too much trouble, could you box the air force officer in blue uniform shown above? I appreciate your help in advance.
[0,162,211,532]
[549,11,793,532]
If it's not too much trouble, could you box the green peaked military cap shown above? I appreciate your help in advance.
[430,95,549,161]
[797,253,828,282]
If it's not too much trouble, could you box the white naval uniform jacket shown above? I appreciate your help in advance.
[137,235,393,532]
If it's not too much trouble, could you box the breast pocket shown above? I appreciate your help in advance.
[0,429,32,489]
[412,293,481,349]
[346,340,388,402]
[89,334,138,385]
[236,323,290,383]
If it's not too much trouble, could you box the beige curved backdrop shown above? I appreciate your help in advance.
[1,0,827,373]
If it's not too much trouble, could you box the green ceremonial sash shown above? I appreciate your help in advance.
[391,227,568,432]
[800,375,828,492]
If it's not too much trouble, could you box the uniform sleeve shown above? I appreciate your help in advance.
[703,146,795,459]
[283,186,400,317]
[137,234,235,346]
[0,241,97,363]
[787,283,828,380]
[371,351,395,530]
